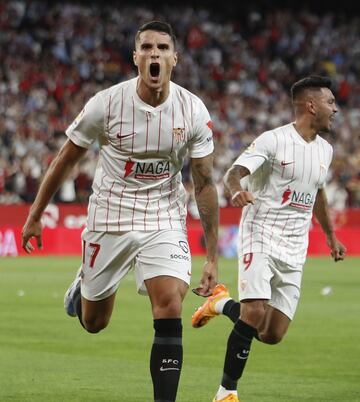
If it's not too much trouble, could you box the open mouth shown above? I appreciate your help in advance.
[150,63,160,79]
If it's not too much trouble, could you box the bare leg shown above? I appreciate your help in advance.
[81,293,116,333]
[257,305,291,344]
[146,275,188,318]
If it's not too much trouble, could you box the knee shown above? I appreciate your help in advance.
[259,329,284,345]
[152,296,182,318]
[83,316,109,334]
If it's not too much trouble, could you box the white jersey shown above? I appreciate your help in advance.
[234,122,333,265]
[66,77,214,232]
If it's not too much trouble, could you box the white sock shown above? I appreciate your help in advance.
[216,385,237,400]
[214,297,232,314]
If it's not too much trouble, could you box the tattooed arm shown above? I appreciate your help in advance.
[223,165,255,207]
[190,154,219,297]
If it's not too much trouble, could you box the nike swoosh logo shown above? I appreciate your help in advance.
[236,353,249,360]
[117,132,137,138]
[281,161,294,166]
[160,367,180,372]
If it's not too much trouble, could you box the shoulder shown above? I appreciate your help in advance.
[255,128,278,143]
[272,123,293,138]
[171,81,206,108]
[97,77,137,100]
[259,123,295,148]
[316,135,333,157]
[105,77,137,94]
[317,135,333,151]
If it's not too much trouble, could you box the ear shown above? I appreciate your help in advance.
[133,50,138,66]
[307,98,316,115]
[173,52,178,67]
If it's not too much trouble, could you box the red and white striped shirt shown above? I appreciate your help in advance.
[66,77,214,232]
[234,122,333,265]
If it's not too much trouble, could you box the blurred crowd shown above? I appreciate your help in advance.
[0,1,359,210]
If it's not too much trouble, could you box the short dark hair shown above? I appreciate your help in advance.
[135,21,176,48]
[291,75,333,101]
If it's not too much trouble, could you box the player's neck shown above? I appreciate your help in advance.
[136,80,170,107]
[293,120,317,143]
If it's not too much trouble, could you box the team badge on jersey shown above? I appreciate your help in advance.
[245,141,256,154]
[173,127,186,143]
[240,279,248,291]
[69,108,85,130]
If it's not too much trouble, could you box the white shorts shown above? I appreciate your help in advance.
[238,252,303,320]
[80,228,192,301]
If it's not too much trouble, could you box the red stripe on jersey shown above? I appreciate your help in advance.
[288,217,300,263]
[240,205,251,255]
[118,89,124,149]
[316,145,321,187]
[190,98,193,126]
[170,102,175,153]
[131,97,135,153]
[281,129,287,178]
[144,188,150,230]
[175,177,182,224]
[318,141,326,188]
[145,112,149,153]
[107,95,111,140]
[92,173,106,231]
[157,184,163,230]
[157,111,162,153]
[167,179,173,229]
[260,208,271,253]
[131,187,138,231]
[291,217,298,237]
[92,205,98,231]
[249,203,261,252]
[321,140,326,164]
[261,208,271,252]
[117,184,127,231]
[268,210,280,256]
[271,132,278,174]
[181,217,186,232]
[277,215,290,247]
[291,139,295,180]
[308,146,313,184]
[301,145,305,182]
[180,91,186,129]
[291,218,306,264]
[105,181,115,232]
[180,91,186,132]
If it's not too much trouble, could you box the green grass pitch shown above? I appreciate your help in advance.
[0,256,359,402]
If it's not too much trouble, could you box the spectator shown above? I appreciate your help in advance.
[0,2,359,207]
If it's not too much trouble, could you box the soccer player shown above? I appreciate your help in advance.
[21,21,219,402]
[191,75,346,402]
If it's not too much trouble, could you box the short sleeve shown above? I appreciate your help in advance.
[320,141,334,189]
[188,99,214,158]
[233,131,276,173]
[65,93,105,149]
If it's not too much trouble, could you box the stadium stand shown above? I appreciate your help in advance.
[0,1,359,208]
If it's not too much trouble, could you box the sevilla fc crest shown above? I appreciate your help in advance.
[173,127,186,143]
